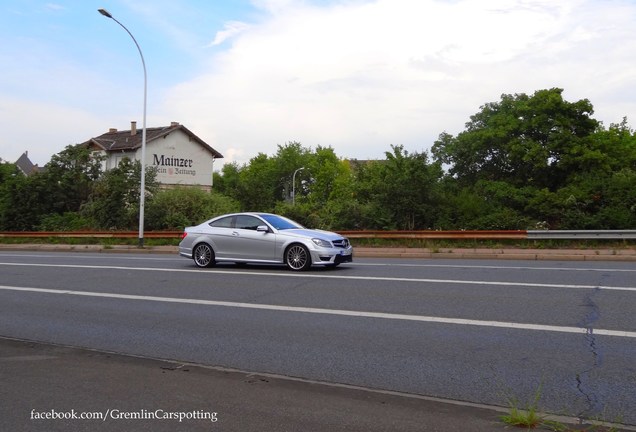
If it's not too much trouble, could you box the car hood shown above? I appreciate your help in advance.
[279,228,344,240]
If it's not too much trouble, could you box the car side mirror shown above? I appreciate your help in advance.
[256,225,269,233]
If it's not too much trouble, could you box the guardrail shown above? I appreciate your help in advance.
[1,230,635,240]
[0,231,184,239]
[337,230,527,239]
[527,230,636,240]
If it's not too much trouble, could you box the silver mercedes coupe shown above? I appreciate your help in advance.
[179,212,353,271]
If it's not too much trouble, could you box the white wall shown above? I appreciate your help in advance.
[145,130,214,187]
[97,129,215,188]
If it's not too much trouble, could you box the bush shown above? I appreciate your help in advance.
[145,187,240,230]
[38,212,94,231]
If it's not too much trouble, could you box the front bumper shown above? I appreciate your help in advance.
[311,246,354,266]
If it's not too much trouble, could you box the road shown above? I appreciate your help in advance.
[1,251,635,426]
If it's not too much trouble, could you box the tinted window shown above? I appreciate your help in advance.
[235,215,262,230]
[209,216,234,228]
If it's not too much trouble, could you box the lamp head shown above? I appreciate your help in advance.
[98,8,113,18]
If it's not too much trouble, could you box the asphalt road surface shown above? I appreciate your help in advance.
[1,251,635,427]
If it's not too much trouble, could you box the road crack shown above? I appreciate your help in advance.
[575,286,604,420]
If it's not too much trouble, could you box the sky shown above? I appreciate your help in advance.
[1,0,636,169]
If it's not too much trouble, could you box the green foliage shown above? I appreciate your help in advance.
[500,380,545,429]
[500,406,543,429]
[274,202,323,229]
[0,163,31,230]
[82,158,159,230]
[43,145,104,213]
[0,146,104,230]
[433,88,636,229]
[348,146,443,230]
[433,88,598,190]
[38,212,94,231]
[145,187,240,230]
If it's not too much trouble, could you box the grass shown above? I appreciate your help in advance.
[500,383,544,429]
[501,406,543,428]
[499,383,623,431]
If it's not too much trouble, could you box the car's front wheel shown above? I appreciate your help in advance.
[285,244,311,271]
[193,243,215,268]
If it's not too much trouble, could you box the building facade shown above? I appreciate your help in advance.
[82,122,223,190]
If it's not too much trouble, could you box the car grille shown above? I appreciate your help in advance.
[332,239,350,248]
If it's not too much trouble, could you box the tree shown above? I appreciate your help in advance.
[215,142,315,212]
[305,146,349,207]
[237,153,278,211]
[145,188,239,230]
[82,158,159,229]
[430,88,636,229]
[352,145,442,230]
[43,145,104,214]
[0,146,105,230]
[213,162,242,200]
[432,88,598,191]
[0,162,28,230]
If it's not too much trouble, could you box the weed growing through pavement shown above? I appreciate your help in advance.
[498,381,623,431]
[500,382,544,428]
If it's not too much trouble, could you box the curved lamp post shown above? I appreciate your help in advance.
[98,8,148,248]
[292,167,305,206]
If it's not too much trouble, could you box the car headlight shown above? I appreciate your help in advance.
[312,238,333,248]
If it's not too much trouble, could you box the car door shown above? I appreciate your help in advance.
[232,215,277,261]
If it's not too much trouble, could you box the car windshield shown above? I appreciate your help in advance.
[258,214,304,230]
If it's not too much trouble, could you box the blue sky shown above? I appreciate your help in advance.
[2,0,636,167]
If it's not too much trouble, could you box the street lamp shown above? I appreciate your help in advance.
[292,167,305,206]
[98,8,148,248]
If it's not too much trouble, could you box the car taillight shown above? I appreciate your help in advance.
[181,232,188,240]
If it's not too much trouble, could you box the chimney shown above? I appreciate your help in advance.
[109,128,117,133]
[131,121,137,136]
[170,121,179,127]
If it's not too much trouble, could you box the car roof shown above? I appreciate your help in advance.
[210,212,277,220]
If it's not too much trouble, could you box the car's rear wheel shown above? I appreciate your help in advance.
[193,243,215,268]
[285,244,311,271]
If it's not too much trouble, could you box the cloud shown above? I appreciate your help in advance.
[208,21,252,47]
[44,3,65,12]
[0,97,108,166]
[160,0,636,166]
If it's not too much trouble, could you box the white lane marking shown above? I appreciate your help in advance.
[1,262,635,292]
[1,285,635,339]
[2,253,635,272]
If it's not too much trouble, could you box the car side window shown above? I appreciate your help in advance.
[235,215,261,230]
[209,216,234,228]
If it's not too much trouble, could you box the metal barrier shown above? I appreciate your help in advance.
[528,230,636,240]
[0,231,183,239]
[336,230,527,239]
